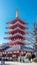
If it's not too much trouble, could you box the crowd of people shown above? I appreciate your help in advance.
[18,52,36,62]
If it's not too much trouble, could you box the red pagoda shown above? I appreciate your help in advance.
[0,9,33,59]
[4,9,31,57]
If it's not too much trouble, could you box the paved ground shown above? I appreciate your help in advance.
[0,61,37,65]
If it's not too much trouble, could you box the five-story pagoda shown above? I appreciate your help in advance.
[5,9,29,57]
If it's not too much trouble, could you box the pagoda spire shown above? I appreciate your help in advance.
[16,8,18,17]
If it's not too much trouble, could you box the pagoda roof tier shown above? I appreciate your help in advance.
[4,45,33,52]
[8,23,25,28]
[9,33,24,37]
[6,27,28,34]
[7,17,27,25]
[5,27,25,35]
[5,31,29,35]
[8,42,24,46]
[8,41,28,46]
[9,39,24,43]
[8,21,25,27]
[5,33,25,39]
[6,24,28,30]
[4,36,30,40]
[4,36,25,40]
[4,35,25,40]
[7,33,28,39]
[6,27,29,35]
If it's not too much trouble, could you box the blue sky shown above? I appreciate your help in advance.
[0,0,37,45]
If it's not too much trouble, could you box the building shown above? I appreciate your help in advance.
[33,21,37,53]
[0,10,33,59]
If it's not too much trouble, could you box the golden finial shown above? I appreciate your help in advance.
[16,8,18,17]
